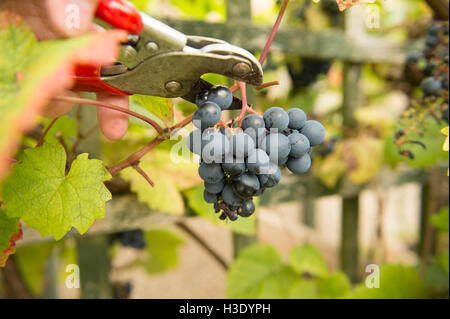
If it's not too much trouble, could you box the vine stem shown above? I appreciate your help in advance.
[51,96,164,134]
[36,117,59,147]
[236,81,250,127]
[107,114,193,176]
[259,0,290,65]
[230,0,290,125]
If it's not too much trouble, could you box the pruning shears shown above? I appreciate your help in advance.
[73,0,263,109]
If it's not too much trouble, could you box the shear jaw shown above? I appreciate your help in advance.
[105,13,263,98]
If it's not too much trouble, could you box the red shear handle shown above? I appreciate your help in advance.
[96,0,144,35]
[72,0,143,95]
[72,65,131,96]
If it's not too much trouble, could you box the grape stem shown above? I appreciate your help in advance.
[229,0,290,126]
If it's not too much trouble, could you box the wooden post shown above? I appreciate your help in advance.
[73,97,113,299]
[76,235,113,299]
[340,8,363,283]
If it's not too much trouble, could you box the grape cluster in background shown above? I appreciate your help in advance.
[406,21,449,123]
[111,229,147,250]
[187,85,326,221]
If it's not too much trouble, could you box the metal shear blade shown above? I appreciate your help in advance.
[101,12,263,105]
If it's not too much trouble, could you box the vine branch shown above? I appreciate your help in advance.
[36,117,59,147]
[51,96,164,134]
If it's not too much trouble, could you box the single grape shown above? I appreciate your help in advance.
[203,189,218,204]
[288,132,310,158]
[262,133,291,163]
[300,120,326,146]
[278,156,289,166]
[263,107,289,131]
[287,108,307,129]
[186,130,202,155]
[222,160,246,177]
[239,199,255,217]
[258,163,281,188]
[246,148,271,174]
[231,133,256,160]
[255,186,266,196]
[242,114,266,145]
[242,114,266,131]
[222,184,244,207]
[201,131,230,163]
[198,163,224,183]
[205,180,225,194]
[421,76,442,96]
[287,153,312,174]
[232,173,260,198]
[193,101,222,130]
[196,85,233,110]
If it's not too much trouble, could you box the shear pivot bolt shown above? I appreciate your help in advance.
[165,81,183,94]
[233,62,251,76]
[145,41,159,53]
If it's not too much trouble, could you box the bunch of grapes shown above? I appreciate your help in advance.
[397,21,449,158]
[405,21,449,120]
[187,86,325,221]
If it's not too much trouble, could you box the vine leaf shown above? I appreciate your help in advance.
[226,244,289,298]
[442,126,449,175]
[335,0,361,11]
[2,140,112,240]
[0,208,22,267]
[0,11,127,182]
[121,149,201,215]
[352,265,425,298]
[131,95,174,127]
[290,244,329,278]
[135,229,185,274]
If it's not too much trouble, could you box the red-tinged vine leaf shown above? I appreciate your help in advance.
[2,140,112,240]
[335,0,361,11]
[0,208,22,267]
[0,11,127,182]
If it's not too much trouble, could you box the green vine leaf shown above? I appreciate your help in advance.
[136,229,185,274]
[2,141,112,240]
[121,149,201,215]
[226,244,287,298]
[131,95,174,126]
[290,244,329,278]
[0,208,22,267]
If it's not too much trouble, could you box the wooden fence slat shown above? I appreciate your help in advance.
[163,19,413,63]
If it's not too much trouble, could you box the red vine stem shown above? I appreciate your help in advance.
[51,96,164,134]
[36,117,59,147]
[108,114,194,176]
[108,136,165,175]
[230,0,290,125]
[259,0,290,65]
[237,81,249,127]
